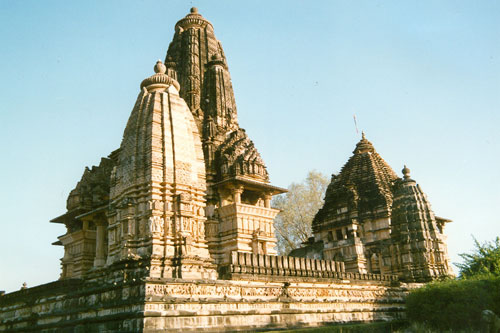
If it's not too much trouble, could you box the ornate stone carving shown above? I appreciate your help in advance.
[148,216,164,235]
[22,9,427,332]
[309,134,453,281]
[217,129,269,182]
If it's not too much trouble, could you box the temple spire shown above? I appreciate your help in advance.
[354,131,375,154]
[165,7,231,128]
[402,165,411,180]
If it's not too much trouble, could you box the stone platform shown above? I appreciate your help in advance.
[0,274,410,332]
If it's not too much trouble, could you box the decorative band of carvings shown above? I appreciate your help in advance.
[145,282,404,299]
[226,252,398,282]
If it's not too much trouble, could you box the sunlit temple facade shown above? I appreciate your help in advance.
[0,8,452,332]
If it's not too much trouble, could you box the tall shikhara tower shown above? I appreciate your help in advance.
[163,8,286,265]
[50,8,285,281]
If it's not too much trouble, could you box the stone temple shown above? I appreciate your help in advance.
[292,133,453,281]
[0,8,452,332]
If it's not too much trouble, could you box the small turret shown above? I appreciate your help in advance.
[391,166,454,281]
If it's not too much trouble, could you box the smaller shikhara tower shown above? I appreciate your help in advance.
[50,8,285,281]
[308,133,453,281]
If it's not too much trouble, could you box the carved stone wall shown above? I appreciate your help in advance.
[51,157,114,278]
[0,277,411,332]
[105,61,216,280]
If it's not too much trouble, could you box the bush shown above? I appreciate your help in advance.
[406,276,500,330]
[457,237,500,279]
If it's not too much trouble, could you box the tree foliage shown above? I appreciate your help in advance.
[456,236,500,279]
[406,276,500,330]
[272,170,329,255]
[405,236,500,330]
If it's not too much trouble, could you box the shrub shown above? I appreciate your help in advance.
[457,237,500,279]
[406,276,500,330]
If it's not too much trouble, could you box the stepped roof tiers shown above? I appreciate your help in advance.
[50,8,286,281]
[1,8,445,332]
[300,133,454,282]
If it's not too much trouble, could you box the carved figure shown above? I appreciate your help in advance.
[181,235,193,256]
[148,216,164,234]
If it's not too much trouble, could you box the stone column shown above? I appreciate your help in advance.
[378,254,386,275]
[232,186,244,204]
[264,192,272,208]
[94,221,107,267]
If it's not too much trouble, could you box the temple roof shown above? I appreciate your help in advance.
[164,8,270,189]
[217,129,269,182]
[391,165,443,243]
[175,7,213,30]
[111,60,206,200]
[313,134,399,228]
[165,7,234,128]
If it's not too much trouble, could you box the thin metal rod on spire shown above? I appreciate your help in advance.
[353,114,359,134]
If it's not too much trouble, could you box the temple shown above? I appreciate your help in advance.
[50,8,286,282]
[0,8,452,332]
[293,133,453,282]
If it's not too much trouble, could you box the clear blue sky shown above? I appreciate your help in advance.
[0,0,498,292]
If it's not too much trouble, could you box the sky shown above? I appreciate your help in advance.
[0,0,499,293]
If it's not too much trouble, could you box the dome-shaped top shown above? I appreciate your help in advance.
[140,60,180,92]
[175,7,213,30]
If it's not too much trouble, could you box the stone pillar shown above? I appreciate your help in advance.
[264,192,272,208]
[94,221,107,267]
[252,235,259,254]
[232,186,244,204]
[378,254,386,275]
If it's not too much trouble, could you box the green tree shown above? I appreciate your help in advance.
[456,236,500,279]
[272,170,329,255]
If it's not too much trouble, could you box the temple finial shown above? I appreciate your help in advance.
[402,165,411,180]
[154,60,166,74]
[141,60,180,92]
[190,7,198,14]
[353,131,375,154]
